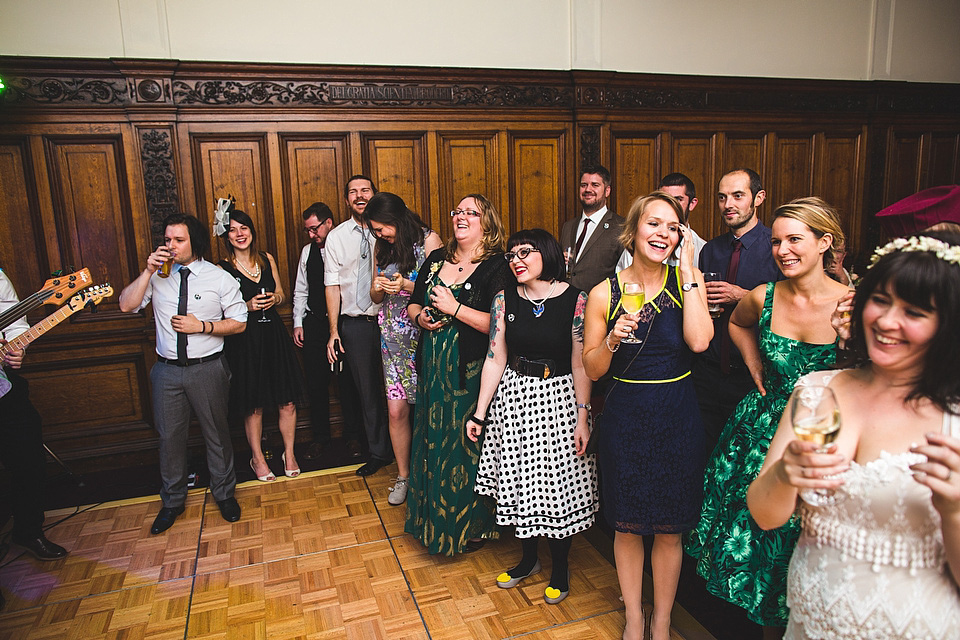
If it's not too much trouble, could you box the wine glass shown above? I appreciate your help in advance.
[790,384,841,506]
[620,282,645,344]
[258,288,271,323]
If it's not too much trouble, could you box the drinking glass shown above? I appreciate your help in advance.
[258,288,271,323]
[620,282,645,344]
[790,384,841,506]
[702,272,722,317]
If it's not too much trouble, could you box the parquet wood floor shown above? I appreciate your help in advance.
[0,464,712,639]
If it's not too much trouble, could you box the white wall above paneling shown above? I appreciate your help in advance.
[1,0,957,82]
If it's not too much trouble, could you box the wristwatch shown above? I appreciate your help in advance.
[681,282,699,291]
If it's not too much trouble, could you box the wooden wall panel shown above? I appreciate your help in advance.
[817,133,863,249]
[509,132,565,236]
[611,133,659,218]
[190,136,272,264]
[46,137,134,320]
[32,359,146,432]
[280,135,350,287]
[0,139,46,303]
[885,132,923,205]
[437,132,498,241]
[363,134,427,218]
[928,134,959,187]
[671,135,715,238]
[772,136,814,207]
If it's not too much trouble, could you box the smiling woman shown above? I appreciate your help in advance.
[746,229,960,639]
[685,197,850,635]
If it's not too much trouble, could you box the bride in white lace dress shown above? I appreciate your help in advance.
[747,231,960,640]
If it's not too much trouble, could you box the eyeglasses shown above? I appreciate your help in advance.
[450,209,481,218]
[504,247,540,262]
[304,223,323,235]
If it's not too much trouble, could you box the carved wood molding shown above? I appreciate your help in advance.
[138,128,181,246]
[2,57,958,115]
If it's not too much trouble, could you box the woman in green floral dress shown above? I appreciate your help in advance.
[684,198,850,636]
[405,194,510,556]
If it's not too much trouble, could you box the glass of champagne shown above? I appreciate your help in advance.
[790,384,842,506]
[620,282,645,344]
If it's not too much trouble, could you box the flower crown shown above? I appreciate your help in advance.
[868,235,960,269]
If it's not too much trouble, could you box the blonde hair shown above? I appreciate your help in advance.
[618,191,684,255]
[445,193,506,261]
[772,197,846,267]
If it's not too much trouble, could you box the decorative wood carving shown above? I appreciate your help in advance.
[1,76,130,106]
[139,129,181,247]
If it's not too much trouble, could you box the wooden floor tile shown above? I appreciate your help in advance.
[0,466,707,640]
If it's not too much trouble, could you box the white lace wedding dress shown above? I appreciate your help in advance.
[784,371,960,639]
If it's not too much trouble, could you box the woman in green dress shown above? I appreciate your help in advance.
[684,198,851,637]
[405,193,510,556]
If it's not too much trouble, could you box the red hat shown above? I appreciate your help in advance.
[875,185,960,237]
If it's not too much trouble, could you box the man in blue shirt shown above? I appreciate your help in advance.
[695,169,781,453]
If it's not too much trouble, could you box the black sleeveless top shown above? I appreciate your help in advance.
[504,284,581,377]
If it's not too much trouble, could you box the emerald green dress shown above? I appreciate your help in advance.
[684,282,837,626]
[404,254,503,556]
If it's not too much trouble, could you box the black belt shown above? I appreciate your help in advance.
[343,315,377,323]
[157,351,222,367]
[508,354,563,379]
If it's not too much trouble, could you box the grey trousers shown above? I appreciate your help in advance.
[150,356,236,507]
[339,315,390,461]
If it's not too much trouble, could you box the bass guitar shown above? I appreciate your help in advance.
[0,284,113,358]
[0,268,93,333]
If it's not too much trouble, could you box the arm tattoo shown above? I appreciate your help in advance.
[572,291,587,344]
[487,292,505,359]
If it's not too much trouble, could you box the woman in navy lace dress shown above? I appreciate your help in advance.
[583,192,712,640]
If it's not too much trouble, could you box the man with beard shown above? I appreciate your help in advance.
[561,165,625,293]
[324,176,390,476]
[694,168,780,453]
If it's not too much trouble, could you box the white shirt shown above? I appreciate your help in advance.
[292,243,324,329]
[323,217,380,317]
[135,258,247,359]
[616,227,707,272]
[0,269,29,342]
[573,206,608,261]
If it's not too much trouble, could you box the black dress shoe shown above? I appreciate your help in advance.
[303,441,324,460]
[150,506,185,534]
[356,457,390,477]
[216,497,241,522]
[345,439,362,459]
[12,534,68,561]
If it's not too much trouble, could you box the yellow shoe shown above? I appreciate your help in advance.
[496,560,541,588]
[544,585,568,604]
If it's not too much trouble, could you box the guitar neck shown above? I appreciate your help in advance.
[0,290,52,333]
[0,303,80,357]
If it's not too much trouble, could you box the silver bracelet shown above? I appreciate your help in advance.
[604,330,620,353]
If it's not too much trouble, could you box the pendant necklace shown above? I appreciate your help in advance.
[521,280,558,318]
[235,259,261,280]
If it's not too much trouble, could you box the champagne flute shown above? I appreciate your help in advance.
[620,282,645,344]
[790,384,842,506]
[258,287,271,323]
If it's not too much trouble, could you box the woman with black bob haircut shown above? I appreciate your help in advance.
[748,230,960,638]
[467,227,598,605]
[364,192,442,506]
[218,206,305,481]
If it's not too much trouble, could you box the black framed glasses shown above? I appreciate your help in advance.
[504,247,540,262]
[304,223,323,235]
[450,209,481,218]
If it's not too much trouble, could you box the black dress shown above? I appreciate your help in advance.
[219,256,304,414]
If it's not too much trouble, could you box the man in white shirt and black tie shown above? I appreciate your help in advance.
[119,213,247,534]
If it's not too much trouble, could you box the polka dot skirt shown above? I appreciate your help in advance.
[474,368,599,539]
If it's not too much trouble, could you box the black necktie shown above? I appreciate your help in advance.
[177,267,191,363]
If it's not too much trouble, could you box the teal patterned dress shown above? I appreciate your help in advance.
[684,282,838,627]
